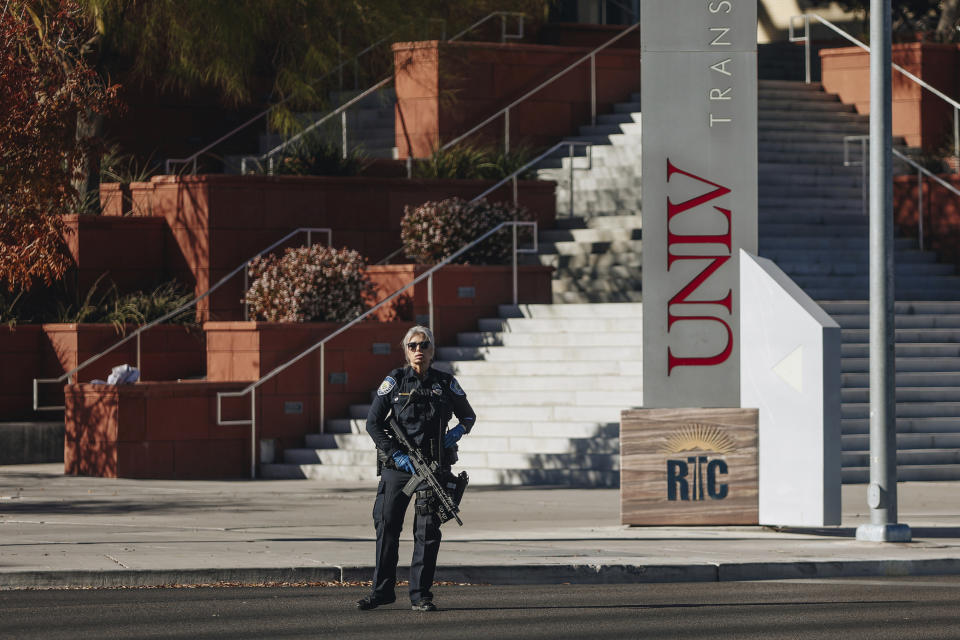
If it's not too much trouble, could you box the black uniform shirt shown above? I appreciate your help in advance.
[365,365,476,462]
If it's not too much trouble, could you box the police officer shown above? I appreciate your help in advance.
[356,325,476,612]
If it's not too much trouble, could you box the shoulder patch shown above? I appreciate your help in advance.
[449,377,465,396]
[377,376,397,397]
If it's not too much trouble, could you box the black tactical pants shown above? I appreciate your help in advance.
[371,468,443,603]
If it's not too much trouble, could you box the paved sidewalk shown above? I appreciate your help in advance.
[1,464,959,589]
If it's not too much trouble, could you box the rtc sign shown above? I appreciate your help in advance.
[640,0,758,408]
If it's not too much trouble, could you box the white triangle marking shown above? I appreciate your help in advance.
[773,346,803,393]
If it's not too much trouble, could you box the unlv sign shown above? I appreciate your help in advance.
[641,0,757,408]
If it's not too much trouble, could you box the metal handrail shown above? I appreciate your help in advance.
[238,11,528,175]
[790,13,960,170]
[448,11,524,43]
[441,21,640,154]
[241,76,393,174]
[217,218,537,478]
[32,227,332,412]
[375,139,593,265]
[843,134,960,251]
[165,36,393,175]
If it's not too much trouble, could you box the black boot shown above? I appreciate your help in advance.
[356,594,396,610]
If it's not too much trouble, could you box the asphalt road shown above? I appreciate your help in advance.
[2,577,959,639]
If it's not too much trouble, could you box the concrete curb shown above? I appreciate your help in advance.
[4,559,960,590]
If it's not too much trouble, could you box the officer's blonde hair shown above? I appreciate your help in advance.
[402,325,435,366]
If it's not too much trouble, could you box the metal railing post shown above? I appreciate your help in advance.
[320,343,325,434]
[512,175,518,206]
[243,262,250,321]
[568,143,575,218]
[918,169,925,251]
[789,15,812,85]
[341,111,348,160]
[250,392,257,479]
[512,222,518,305]
[590,53,597,126]
[136,332,142,375]
[955,108,959,174]
[428,273,435,332]
[861,137,868,217]
[504,108,510,154]
[501,12,506,42]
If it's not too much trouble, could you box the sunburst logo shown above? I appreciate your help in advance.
[660,423,735,455]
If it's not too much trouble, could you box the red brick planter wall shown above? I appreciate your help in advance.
[61,214,167,295]
[0,326,46,420]
[42,324,205,384]
[114,175,556,321]
[820,43,960,151]
[393,40,641,158]
[894,173,960,268]
[64,381,251,479]
[204,320,411,457]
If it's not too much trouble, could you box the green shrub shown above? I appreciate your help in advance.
[400,197,533,265]
[1,275,195,330]
[244,245,376,322]
[271,133,369,177]
[413,143,539,180]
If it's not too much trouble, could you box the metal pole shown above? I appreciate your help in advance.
[320,343,325,434]
[512,223,518,305]
[804,16,811,85]
[243,262,250,321]
[250,392,257,479]
[136,333,141,376]
[341,111,348,160]
[917,170,924,251]
[954,108,959,174]
[512,175,518,206]
[857,0,910,543]
[568,143,575,218]
[504,108,510,154]
[428,272,434,333]
[861,138,868,217]
[590,54,597,126]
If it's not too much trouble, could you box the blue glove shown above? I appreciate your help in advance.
[392,451,414,473]
[444,425,466,448]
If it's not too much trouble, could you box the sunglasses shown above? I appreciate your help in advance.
[406,341,431,352]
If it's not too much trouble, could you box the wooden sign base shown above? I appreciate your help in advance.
[620,408,759,526]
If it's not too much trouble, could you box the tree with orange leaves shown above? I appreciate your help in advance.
[0,0,118,293]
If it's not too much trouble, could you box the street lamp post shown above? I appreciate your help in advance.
[856,0,911,543]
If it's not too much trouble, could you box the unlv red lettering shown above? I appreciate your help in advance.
[667,160,731,219]
[667,314,734,374]
[665,159,734,374]
[667,254,732,311]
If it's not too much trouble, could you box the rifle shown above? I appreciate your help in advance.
[388,416,464,526]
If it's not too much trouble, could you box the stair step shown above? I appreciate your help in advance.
[842,465,960,483]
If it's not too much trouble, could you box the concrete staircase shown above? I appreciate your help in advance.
[534,94,643,303]
[756,79,960,482]
[261,303,642,485]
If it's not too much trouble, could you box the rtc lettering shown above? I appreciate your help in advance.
[666,456,729,501]
[665,160,734,374]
